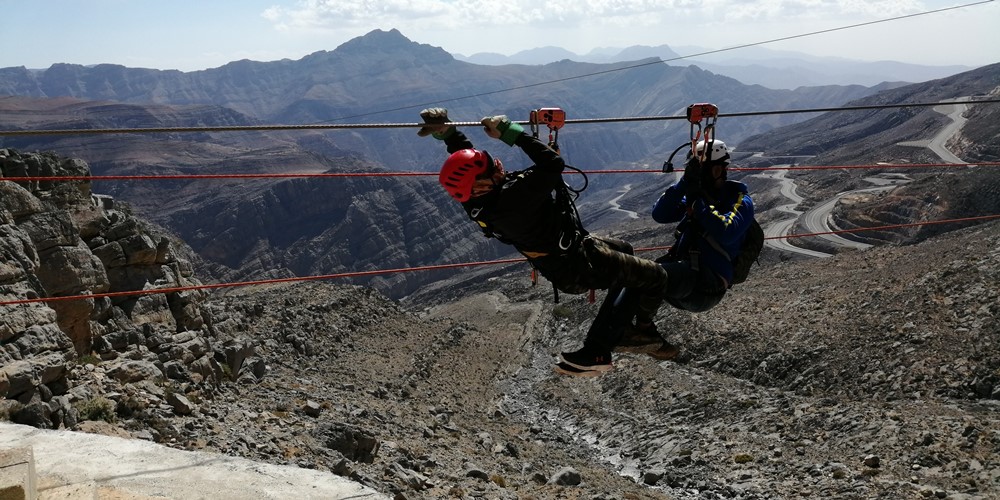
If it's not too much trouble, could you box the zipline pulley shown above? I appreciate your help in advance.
[663,102,720,173]
[530,107,566,153]
[687,103,718,164]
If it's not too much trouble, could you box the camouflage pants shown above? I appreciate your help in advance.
[530,235,667,322]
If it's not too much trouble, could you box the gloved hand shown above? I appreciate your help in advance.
[683,158,703,199]
[417,108,455,139]
[481,115,524,146]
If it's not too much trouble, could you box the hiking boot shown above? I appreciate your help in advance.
[553,362,604,378]
[617,323,665,350]
[559,348,613,373]
[615,323,680,361]
[647,340,680,361]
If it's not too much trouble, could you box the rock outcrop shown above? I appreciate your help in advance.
[0,148,261,429]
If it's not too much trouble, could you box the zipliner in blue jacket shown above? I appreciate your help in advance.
[652,176,755,290]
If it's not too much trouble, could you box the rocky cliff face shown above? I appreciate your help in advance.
[0,148,260,430]
[164,170,514,297]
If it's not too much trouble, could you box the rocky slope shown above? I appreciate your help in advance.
[0,148,255,431]
[3,148,999,499]
[737,63,1000,164]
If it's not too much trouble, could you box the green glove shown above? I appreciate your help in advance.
[481,115,524,146]
[418,107,455,140]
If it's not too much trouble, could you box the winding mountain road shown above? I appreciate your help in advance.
[757,166,834,258]
[897,98,970,163]
[759,96,971,258]
[608,183,640,220]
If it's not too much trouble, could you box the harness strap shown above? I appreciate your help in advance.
[701,231,732,263]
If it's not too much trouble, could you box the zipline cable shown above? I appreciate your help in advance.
[5,162,999,182]
[317,0,996,123]
[3,99,999,137]
[3,214,998,308]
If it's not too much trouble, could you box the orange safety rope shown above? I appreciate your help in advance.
[1,172,436,182]
[2,214,997,308]
[0,257,527,307]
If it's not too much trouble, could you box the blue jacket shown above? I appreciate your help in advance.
[651,178,755,286]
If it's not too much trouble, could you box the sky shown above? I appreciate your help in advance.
[2,0,998,72]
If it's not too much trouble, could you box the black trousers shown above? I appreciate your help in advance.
[530,235,668,321]
[581,257,726,353]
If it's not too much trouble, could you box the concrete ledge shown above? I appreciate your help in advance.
[0,446,36,500]
[36,483,96,500]
[0,423,388,500]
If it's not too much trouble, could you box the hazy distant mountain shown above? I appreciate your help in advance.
[0,29,882,170]
[457,43,976,89]
[738,62,1000,162]
[457,43,681,65]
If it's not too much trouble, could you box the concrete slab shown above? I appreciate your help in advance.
[0,423,388,500]
[0,446,36,500]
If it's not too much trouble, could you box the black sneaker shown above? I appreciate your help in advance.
[553,362,604,378]
[559,348,613,373]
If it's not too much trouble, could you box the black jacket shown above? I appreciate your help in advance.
[444,130,569,256]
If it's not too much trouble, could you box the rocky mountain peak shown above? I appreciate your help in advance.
[326,28,454,63]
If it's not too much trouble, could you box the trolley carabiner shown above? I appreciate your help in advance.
[530,107,566,153]
[686,103,719,163]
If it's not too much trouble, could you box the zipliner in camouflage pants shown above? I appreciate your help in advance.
[529,235,667,349]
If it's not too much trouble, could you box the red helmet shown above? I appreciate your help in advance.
[439,149,495,202]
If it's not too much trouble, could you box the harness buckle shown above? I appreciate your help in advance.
[688,249,701,272]
[558,230,577,251]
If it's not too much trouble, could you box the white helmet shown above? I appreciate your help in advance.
[693,139,731,164]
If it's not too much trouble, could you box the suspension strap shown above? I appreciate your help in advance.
[528,107,596,304]
[686,103,720,217]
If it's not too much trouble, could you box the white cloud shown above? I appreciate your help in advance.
[262,0,934,30]
[2,0,994,72]
[262,0,690,29]
[719,0,927,23]
[250,0,997,66]
[263,0,450,30]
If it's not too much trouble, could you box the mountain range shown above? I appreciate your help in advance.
[455,43,975,89]
[0,29,891,168]
[0,28,997,299]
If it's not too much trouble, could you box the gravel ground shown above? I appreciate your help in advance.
[63,220,1000,499]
